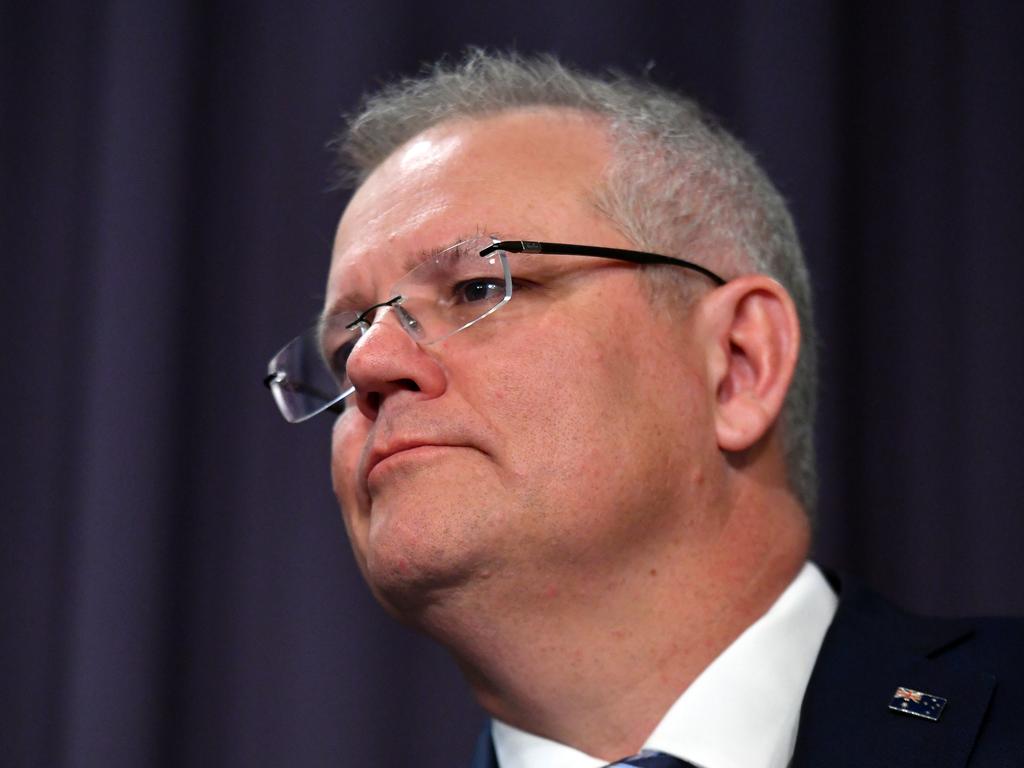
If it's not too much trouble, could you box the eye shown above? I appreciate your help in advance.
[453,278,505,304]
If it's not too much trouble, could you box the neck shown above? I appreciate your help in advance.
[414,491,810,761]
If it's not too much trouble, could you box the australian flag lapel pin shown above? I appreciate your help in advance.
[888,686,947,721]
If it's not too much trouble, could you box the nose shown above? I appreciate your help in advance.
[344,308,448,421]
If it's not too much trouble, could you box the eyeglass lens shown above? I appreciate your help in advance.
[266,236,510,422]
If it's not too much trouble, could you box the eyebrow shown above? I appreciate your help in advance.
[320,234,485,323]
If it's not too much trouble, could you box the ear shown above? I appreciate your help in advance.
[698,275,800,453]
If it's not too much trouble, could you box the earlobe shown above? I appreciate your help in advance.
[703,276,800,453]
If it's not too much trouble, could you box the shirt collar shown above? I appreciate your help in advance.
[492,562,838,768]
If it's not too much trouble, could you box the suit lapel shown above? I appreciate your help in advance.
[791,575,995,767]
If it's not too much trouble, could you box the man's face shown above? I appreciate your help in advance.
[327,110,720,617]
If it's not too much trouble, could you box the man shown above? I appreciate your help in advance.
[265,51,1023,766]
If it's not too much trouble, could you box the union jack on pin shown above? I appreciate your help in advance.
[888,685,947,721]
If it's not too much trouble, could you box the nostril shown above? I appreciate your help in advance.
[356,378,422,419]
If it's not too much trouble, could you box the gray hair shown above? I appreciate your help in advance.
[335,49,818,513]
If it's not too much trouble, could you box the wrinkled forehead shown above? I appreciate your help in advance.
[324,109,617,311]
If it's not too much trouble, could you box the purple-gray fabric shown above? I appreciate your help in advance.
[5,3,1024,767]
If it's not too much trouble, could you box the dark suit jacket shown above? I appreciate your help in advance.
[470,574,1024,767]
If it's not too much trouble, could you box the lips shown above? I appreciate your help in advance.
[362,439,465,487]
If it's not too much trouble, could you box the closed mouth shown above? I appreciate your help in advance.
[364,442,465,487]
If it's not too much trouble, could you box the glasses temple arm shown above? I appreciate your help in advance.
[482,240,726,286]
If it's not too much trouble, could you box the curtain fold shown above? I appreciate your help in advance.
[5,2,1022,766]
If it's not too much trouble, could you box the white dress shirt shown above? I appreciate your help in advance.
[492,562,838,768]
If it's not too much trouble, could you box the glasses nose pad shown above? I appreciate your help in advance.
[350,297,410,335]
[349,300,421,357]
[390,301,426,339]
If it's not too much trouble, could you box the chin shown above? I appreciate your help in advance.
[362,546,478,623]
[357,504,484,621]
[351,460,508,617]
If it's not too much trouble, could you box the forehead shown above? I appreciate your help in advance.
[325,109,621,308]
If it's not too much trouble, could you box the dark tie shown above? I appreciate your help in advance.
[603,750,696,767]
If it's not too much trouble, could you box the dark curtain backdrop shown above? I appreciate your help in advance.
[4,2,1023,766]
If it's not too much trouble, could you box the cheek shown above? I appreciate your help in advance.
[482,309,707,497]
[331,410,370,544]
[481,325,628,473]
